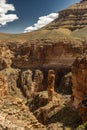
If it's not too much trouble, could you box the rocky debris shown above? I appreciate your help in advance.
[59,72,72,95]
[27,91,69,122]
[27,91,81,129]
[0,89,81,130]
[72,55,87,122]
[47,70,55,102]
[0,96,46,130]
[46,104,81,130]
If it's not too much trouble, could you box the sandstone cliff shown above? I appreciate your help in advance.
[72,55,87,122]
[46,0,87,31]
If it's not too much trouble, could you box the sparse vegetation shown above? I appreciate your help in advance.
[76,122,87,130]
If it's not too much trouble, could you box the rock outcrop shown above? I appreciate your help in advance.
[33,69,44,92]
[0,96,46,130]
[21,70,34,98]
[27,91,81,129]
[7,40,83,69]
[0,45,14,70]
[0,74,8,97]
[72,55,87,122]
[0,68,20,96]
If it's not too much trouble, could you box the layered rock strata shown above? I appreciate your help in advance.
[5,40,83,69]
[46,0,87,31]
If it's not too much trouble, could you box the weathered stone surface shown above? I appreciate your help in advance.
[28,91,81,129]
[0,96,46,130]
[21,70,34,98]
[59,72,72,95]
[47,70,55,102]
[0,45,14,70]
[12,41,83,69]
[0,68,20,96]
[0,74,8,97]
[33,69,44,92]
[72,55,87,122]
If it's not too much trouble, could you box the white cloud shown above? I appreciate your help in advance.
[0,0,18,27]
[24,13,58,33]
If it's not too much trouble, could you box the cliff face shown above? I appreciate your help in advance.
[72,55,87,122]
[3,39,82,69]
[46,0,87,31]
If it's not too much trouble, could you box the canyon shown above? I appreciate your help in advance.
[0,0,87,129]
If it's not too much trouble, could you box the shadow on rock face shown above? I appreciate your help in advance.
[58,72,72,95]
[26,91,48,112]
[47,106,82,129]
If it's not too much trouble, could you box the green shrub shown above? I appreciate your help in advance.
[76,122,87,130]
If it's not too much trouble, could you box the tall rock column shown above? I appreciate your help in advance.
[72,55,87,122]
[33,69,44,92]
[47,70,55,102]
[21,70,34,98]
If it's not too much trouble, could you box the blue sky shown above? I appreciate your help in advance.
[0,0,80,34]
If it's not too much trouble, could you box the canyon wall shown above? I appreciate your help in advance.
[5,40,83,69]
[72,55,87,122]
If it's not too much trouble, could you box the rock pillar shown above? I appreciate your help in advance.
[21,70,34,98]
[33,69,44,92]
[47,70,55,102]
